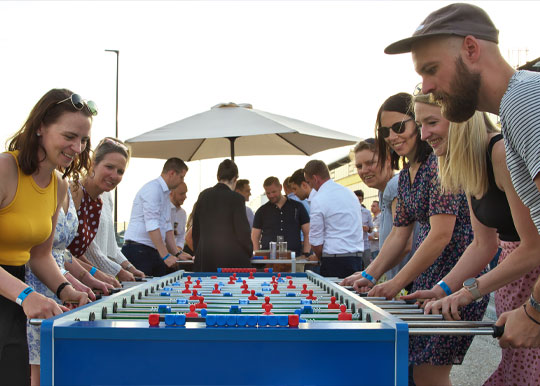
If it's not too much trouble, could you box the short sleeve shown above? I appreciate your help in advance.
[297,202,310,225]
[252,206,264,229]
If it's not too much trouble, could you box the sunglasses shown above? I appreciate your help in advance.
[377,118,414,138]
[57,94,98,116]
[100,137,129,152]
[413,82,423,96]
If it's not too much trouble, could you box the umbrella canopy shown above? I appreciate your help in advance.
[125,103,360,161]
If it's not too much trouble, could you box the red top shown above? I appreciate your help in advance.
[68,186,102,257]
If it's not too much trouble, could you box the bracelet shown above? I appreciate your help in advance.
[523,304,540,326]
[16,287,34,306]
[529,294,540,313]
[89,267,98,276]
[162,253,171,261]
[437,280,452,296]
[55,282,72,299]
[60,268,69,276]
[361,271,376,285]
[174,251,181,258]
[125,263,134,270]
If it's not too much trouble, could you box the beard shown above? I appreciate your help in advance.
[432,57,481,123]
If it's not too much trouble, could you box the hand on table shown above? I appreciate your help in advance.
[59,285,90,309]
[496,305,540,349]
[66,273,96,301]
[163,255,177,268]
[352,277,375,293]
[117,268,135,282]
[340,272,362,286]
[177,252,194,261]
[367,280,401,300]
[22,292,68,319]
[423,288,474,320]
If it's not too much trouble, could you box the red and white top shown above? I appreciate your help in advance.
[68,186,102,257]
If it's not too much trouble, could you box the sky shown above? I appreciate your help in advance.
[1,0,539,223]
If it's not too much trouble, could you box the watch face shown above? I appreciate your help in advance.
[463,278,476,287]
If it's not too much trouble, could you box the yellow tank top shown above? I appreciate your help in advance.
[0,150,57,265]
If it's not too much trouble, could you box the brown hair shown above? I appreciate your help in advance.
[8,88,93,181]
[304,160,330,179]
[162,157,188,174]
[263,176,280,187]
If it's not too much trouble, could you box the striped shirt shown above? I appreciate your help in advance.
[500,70,540,233]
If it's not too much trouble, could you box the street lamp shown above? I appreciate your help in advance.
[105,49,120,232]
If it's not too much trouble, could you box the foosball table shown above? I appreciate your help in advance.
[39,270,499,385]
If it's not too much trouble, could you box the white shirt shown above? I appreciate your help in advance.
[307,188,317,206]
[170,202,187,248]
[309,179,364,254]
[124,176,173,248]
[85,191,126,275]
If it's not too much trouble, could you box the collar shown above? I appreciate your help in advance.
[157,176,170,193]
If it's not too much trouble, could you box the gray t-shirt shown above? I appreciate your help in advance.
[379,174,419,280]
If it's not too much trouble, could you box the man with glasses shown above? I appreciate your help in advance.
[385,2,540,348]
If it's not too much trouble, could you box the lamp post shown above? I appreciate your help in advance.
[105,49,120,233]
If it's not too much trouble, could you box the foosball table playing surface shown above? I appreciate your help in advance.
[40,270,499,385]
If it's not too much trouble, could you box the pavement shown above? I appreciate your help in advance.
[450,295,501,386]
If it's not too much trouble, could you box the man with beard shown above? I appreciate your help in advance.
[251,177,311,259]
[385,2,540,349]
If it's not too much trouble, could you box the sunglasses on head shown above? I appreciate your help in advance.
[377,118,414,138]
[100,137,129,152]
[57,94,98,116]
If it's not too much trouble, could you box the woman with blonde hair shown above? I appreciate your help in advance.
[404,92,540,385]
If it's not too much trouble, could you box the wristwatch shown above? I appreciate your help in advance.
[175,251,181,258]
[530,294,540,313]
[463,278,482,301]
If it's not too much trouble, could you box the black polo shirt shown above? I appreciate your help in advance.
[253,198,310,255]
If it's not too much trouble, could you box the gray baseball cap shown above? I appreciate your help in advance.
[384,3,499,55]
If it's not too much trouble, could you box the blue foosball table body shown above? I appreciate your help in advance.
[41,271,409,385]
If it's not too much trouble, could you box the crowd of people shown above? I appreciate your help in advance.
[1,3,540,385]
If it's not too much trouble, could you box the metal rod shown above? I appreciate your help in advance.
[409,328,495,336]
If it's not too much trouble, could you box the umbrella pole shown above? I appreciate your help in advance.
[227,137,238,161]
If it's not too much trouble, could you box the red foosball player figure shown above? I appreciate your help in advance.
[212,283,221,294]
[262,303,274,315]
[185,304,199,318]
[287,280,296,289]
[301,284,309,294]
[271,283,280,294]
[248,290,258,301]
[182,282,191,294]
[328,296,340,309]
[195,296,207,309]
[337,304,352,320]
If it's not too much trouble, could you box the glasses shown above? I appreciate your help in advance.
[377,118,414,138]
[100,137,129,152]
[57,94,98,116]
[413,82,423,96]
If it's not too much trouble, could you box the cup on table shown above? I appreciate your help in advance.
[278,241,288,259]
[269,242,277,259]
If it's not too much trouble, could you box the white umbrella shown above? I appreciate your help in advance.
[125,103,359,160]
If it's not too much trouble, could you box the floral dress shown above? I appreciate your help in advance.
[25,188,78,365]
[394,153,489,366]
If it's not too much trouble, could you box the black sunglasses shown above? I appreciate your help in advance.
[377,118,414,138]
[57,94,98,116]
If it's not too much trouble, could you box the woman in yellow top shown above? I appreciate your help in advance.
[0,89,92,384]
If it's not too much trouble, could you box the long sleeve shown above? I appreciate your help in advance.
[85,239,122,275]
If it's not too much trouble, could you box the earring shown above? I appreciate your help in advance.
[36,132,41,137]
[90,170,96,178]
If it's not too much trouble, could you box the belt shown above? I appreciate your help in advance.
[321,252,363,258]
[124,240,154,249]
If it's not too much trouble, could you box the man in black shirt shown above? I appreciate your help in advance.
[251,177,311,257]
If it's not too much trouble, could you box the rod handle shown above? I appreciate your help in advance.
[492,324,505,338]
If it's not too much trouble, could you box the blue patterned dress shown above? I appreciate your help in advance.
[394,153,489,366]
[25,188,78,365]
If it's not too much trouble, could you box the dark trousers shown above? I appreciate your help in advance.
[122,242,167,277]
[0,265,30,386]
[320,256,360,278]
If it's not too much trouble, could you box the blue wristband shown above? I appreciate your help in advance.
[16,287,34,306]
[89,266,98,276]
[361,271,376,285]
[437,280,452,296]
[162,253,171,261]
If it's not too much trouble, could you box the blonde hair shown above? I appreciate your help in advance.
[438,112,499,196]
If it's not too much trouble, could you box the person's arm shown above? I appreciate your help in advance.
[301,223,312,255]
[86,239,135,282]
[233,195,253,257]
[64,254,113,294]
[148,229,176,267]
[353,224,413,292]
[368,214,455,299]
[74,257,121,288]
[251,228,262,251]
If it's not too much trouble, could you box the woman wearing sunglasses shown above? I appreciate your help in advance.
[352,92,488,386]
[401,94,540,385]
[0,89,92,384]
[67,137,137,284]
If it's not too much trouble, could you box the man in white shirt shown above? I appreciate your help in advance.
[235,179,254,228]
[122,158,189,276]
[304,160,364,278]
[170,182,192,260]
